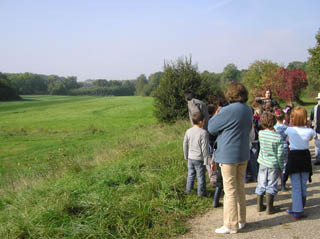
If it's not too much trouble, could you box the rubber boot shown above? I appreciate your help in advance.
[257,194,266,212]
[212,187,222,208]
[266,193,279,215]
[280,174,287,191]
[302,196,306,208]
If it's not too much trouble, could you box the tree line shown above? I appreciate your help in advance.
[1,29,319,110]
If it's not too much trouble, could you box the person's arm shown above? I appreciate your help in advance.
[255,97,265,104]
[201,132,211,165]
[277,139,285,170]
[310,107,314,122]
[208,107,228,135]
[183,133,189,160]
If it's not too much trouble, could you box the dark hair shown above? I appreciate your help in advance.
[208,104,216,116]
[224,82,248,103]
[260,112,276,129]
[274,108,285,121]
[265,89,272,98]
[184,92,193,101]
[192,112,204,125]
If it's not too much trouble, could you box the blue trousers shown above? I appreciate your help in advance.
[186,159,206,196]
[290,172,309,213]
[255,166,280,196]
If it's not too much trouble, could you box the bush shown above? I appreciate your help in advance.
[153,57,222,123]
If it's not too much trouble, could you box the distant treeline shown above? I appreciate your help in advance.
[0,71,164,100]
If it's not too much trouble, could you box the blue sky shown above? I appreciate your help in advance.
[1,0,319,81]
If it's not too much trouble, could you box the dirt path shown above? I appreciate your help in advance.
[178,142,320,239]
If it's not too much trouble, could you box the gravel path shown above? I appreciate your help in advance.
[178,143,320,239]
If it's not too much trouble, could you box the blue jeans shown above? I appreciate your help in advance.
[290,172,309,213]
[186,159,206,196]
[255,166,280,196]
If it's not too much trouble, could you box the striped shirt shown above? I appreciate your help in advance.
[258,129,285,170]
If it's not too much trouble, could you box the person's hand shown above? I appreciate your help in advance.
[307,120,312,128]
[211,163,216,171]
[215,106,221,115]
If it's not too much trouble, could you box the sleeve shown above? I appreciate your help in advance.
[183,132,189,160]
[208,108,228,135]
[255,98,263,104]
[201,132,211,165]
[310,107,314,121]
[277,139,285,170]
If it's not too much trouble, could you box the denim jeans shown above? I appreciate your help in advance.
[290,172,309,213]
[255,165,280,196]
[186,159,206,196]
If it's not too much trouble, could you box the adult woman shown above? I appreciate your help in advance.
[255,89,279,111]
[208,82,253,234]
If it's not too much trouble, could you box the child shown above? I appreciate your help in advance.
[255,112,285,215]
[183,111,211,197]
[274,108,289,191]
[284,106,315,220]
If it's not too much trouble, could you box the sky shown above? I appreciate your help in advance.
[1,0,320,81]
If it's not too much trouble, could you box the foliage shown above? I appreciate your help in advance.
[143,72,163,96]
[135,74,148,96]
[0,95,212,238]
[243,60,279,98]
[0,72,21,101]
[307,29,320,92]
[153,57,222,123]
[221,63,241,89]
[263,67,308,103]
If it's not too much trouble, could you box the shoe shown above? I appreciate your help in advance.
[293,212,307,221]
[266,193,279,215]
[238,222,246,229]
[257,194,266,212]
[286,209,294,215]
[212,187,222,208]
[215,226,237,234]
[314,161,320,166]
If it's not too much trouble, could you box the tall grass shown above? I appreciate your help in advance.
[0,96,212,238]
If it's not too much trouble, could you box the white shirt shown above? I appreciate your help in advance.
[285,126,315,150]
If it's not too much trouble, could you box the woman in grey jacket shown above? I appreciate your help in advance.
[208,82,252,234]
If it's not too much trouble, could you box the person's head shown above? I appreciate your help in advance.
[224,82,248,103]
[274,108,285,122]
[290,106,307,127]
[263,101,272,112]
[184,92,194,101]
[265,89,272,99]
[192,111,204,127]
[274,108,284,123]
[316,93,320,105]
[260,112,276,130]
[207,104,216,118]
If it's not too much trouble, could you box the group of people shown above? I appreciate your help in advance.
[182,83,317,234]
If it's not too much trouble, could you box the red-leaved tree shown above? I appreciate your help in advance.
[261,67,307,104]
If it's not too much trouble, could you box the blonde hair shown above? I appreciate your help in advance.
[291,106,307,126]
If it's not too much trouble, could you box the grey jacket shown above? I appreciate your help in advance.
[187,99,209,130]
[183,127,210,165]
[208,102,252,164]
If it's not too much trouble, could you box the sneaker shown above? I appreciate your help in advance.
[215,226,237,234]
[314,161,320,166]
[293,212,307,221]
[238,222,246,229]
[286,209,294,215]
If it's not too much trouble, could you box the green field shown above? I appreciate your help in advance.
[0,95,212,238]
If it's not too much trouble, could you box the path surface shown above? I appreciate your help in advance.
[178,142,320,239]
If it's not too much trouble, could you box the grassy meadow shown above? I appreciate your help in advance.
[0,95,212,238]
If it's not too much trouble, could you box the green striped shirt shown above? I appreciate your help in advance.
[258,129,285,170]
